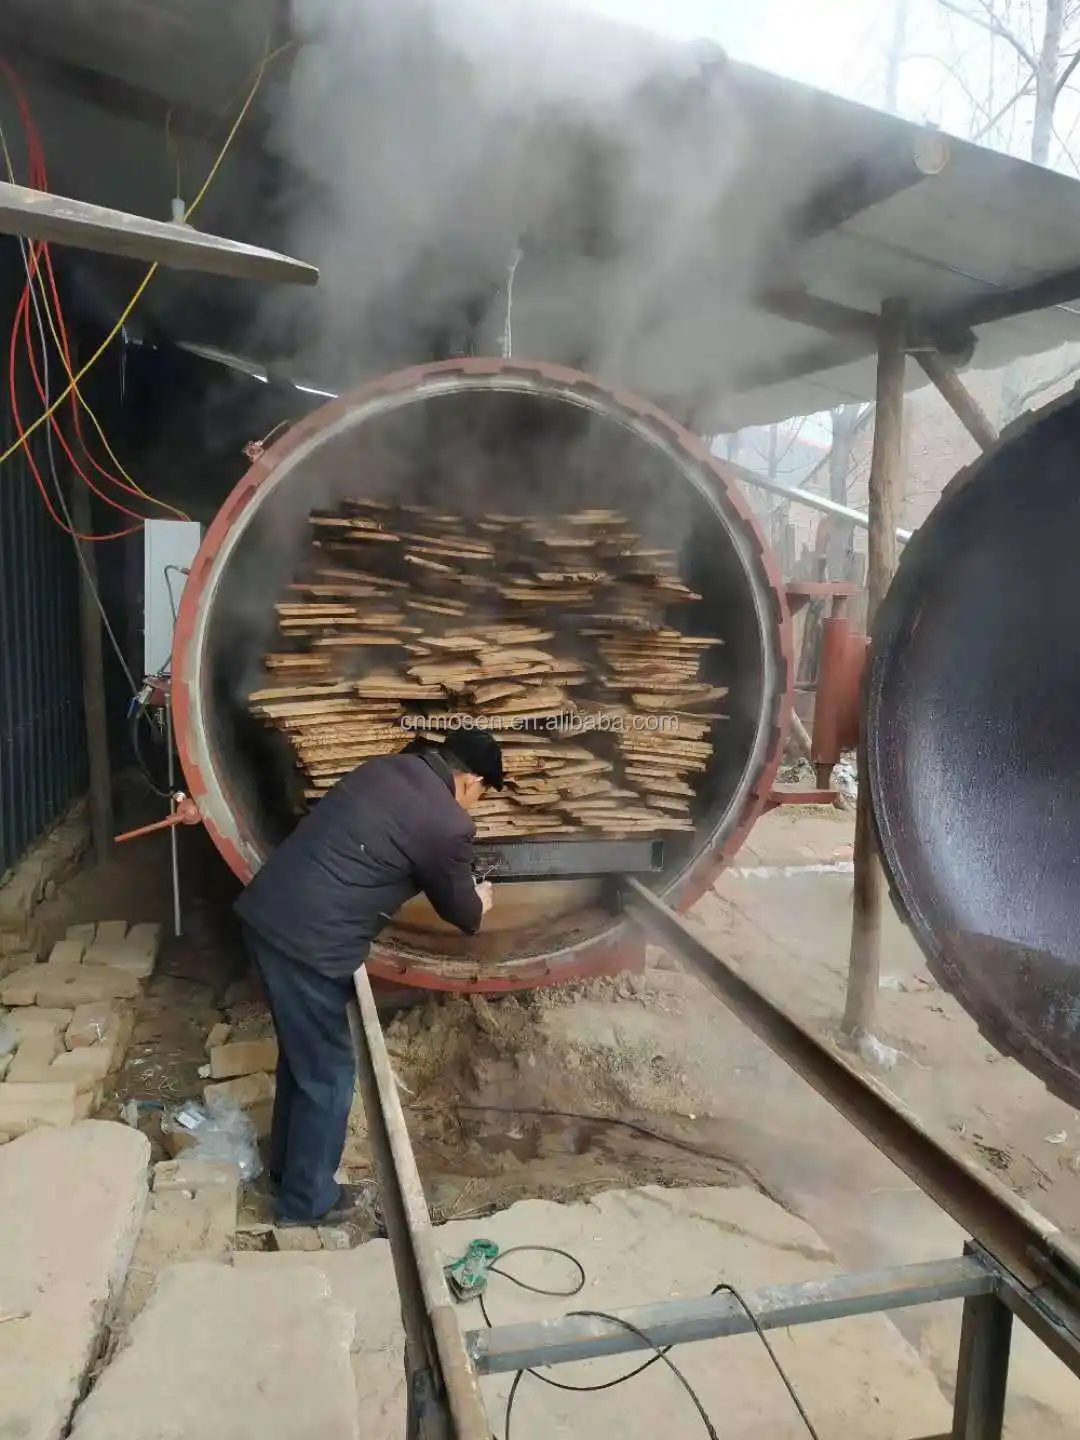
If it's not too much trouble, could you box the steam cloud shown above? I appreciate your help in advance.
[257,0,748,402]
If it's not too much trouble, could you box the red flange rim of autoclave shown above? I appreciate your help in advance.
[172,357,793,992]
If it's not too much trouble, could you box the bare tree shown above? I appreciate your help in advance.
[937,0,1075,164]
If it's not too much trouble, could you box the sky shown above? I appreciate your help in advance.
[562,0,895,102]
[559,0,1080,174]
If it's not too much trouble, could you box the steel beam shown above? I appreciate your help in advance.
[466,1256,990,1375]
[951,1290,1012,1439]
[472,836,665,881]
[0,181,318,284]
[621,878,1080,1302]
[349,969,490,1440]
[732,466,914,543]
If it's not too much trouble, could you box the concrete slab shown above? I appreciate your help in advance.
[235,1185,952,1438]
[70,1262,361,1440]
[0,1121,149,1440]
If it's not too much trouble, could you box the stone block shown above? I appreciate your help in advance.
[127,922,162,951]
[50,1047,114,1093]
[161,1127,196,1159]
[0,963,44,1006]
[0,928,31,955]
[0,948,36,979]
[273,1225,322,1252]
[9,1007,74,1041]
[208,1037,278,1079]
[65,923,97,945]
[74,1087,102,1121]
[69,1261,360,1440]
[203,1071,275,1109]
[94,921,128,945]
[66,1002,116,1049]
[152,1157,241,1201]
[0,1122,149,1440]
[31,965,141,1010]
[8,1032,64,1082]
[248,1097,274,1139]
[85,931,158,979]
[48,939,86,967]
[205,1021,231,1052]
[0,1081,80,1136]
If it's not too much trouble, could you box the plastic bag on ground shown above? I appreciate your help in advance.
[162,1094,263,1181]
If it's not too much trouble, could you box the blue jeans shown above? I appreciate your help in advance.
[243,926,356,1223]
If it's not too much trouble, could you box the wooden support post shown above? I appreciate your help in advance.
[843,299,908,1040]
[69,477,114,864]
[916,351,998,453]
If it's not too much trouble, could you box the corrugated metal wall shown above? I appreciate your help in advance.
[0,413,86,872]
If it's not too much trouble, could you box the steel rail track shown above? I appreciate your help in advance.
[350,885,1080,1438]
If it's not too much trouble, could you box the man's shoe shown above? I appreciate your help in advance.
[274,1182,377,1229]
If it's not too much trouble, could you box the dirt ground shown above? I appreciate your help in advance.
[40,796,1080,1431]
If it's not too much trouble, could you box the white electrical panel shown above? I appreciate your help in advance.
[143,519,202,678]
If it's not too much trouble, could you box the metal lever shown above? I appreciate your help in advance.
[115,793,200,843]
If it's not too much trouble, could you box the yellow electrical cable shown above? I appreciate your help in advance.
[0,126,190,521]
[0,45,272,469]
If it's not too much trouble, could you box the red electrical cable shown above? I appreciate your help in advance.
[17,261,150,522]
[0,56,163,533]
[6,277,138,540]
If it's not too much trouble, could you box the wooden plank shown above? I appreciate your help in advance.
[0,181,318,285]
[70,478,113,862]
[843,298,907,1040]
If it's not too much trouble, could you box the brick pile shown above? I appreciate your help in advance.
[0,921,160,1141]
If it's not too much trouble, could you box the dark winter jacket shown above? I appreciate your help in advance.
[235,747,481,978]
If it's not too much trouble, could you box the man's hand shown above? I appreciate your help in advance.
[475,880,494,916]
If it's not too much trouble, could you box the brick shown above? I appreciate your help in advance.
[248,1098,274,1139]
[0,963,44,1006]
[8,1032,63,1082]
[53,1008,133,1090]
[85,935,157,980]
[127,921,162,951]
[162,1127,196,1159]
[273,1225,321,1252]
[48,939,86,967]
[74,1085,103,1120]
[153,1157,242,1199]
[203,1071,275,1110]
[205,1021,231,1052]
[94,920,128,944]
[0,1081,79,1136]
[65,922,98,944]
[32,965,141,1009]
[9,1007,75,1040]
[0,949,35,979]
[50,1047,114,1092]
[209,1038,278,1080]
[66,1002,117,1049]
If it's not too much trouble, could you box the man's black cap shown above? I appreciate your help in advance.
[442,728,505,790]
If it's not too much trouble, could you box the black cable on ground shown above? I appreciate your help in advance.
[473,1244,821,1440]
[452,1102,740,1167]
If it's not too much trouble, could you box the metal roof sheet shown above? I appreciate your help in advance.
[7,5,1080,429]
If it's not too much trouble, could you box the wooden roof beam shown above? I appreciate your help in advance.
[784,131,951,245]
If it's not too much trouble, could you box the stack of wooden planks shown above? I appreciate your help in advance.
[247,501,727,839]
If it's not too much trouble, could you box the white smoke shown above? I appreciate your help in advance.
[255,0,749,402]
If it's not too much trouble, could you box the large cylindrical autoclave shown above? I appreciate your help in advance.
[173,359,792,992]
